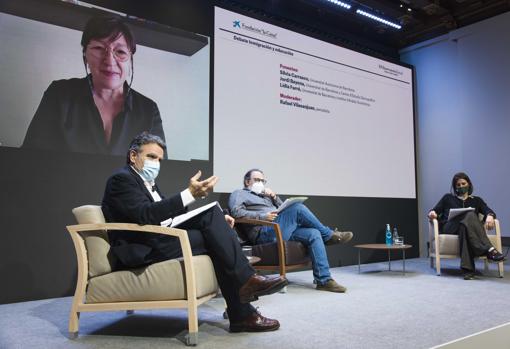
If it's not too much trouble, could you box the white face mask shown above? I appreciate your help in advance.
[250,181,265,195]
[139,159,160,182]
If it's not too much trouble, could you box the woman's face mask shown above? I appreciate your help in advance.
[250,181,265,195]
[139,159,160,182]
[455,186,469,195]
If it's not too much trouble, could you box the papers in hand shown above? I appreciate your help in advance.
[162,201,220,227]
[447,207,474,221]
[276,197,308,213]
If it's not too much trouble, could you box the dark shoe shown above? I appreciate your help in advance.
[316,279,347,293]
[239,274,288,303]
[487,249,506,262]
[463,272,477,280]
[326,229,354,245]
[229,311,280,332]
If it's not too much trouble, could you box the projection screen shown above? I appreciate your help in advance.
[214,7,415,199]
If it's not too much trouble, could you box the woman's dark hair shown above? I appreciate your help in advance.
[126,132,166,164]
[451,172,474,195]
[81,16,136,54]
[243,169,263,187]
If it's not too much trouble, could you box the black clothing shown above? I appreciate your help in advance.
[456,212,493,271]
[101,165,255,321]
[431,193,496,272]
[22,77,166,156]
[431,194,495,233]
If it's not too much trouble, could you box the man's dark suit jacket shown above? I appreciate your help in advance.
[102,165,187,268]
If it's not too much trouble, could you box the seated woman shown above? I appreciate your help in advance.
[22,16,166,156]
[428,172,505,280]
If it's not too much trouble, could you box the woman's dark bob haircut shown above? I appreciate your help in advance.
[81,16,136,54]
[451,172,474,195]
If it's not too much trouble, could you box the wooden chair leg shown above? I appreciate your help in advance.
[498,261,504,278]
[435,255,441,276]
[185,333,198,346]
[68,309,80,339]
[187,304,198,346]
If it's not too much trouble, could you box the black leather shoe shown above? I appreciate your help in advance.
[229,311,280,332]
[487,249,506,262]
[239,274,288,303]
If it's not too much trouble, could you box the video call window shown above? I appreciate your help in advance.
[0,0,210,160]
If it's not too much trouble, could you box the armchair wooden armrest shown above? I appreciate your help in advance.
[234,218,286,276]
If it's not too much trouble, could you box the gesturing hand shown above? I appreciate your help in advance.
[188,170,219,199]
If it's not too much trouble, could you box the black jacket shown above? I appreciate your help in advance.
[101,165,186,268]
[431,193,496,232]
[22,77,166,156]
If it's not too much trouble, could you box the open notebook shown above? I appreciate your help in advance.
[447,207,474,221]
[276,197,308,213]
[161,201,220,227]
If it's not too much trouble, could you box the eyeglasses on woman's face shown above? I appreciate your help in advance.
[87,40,131,62]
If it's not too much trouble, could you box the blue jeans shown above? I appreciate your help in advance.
[256,203,333,284]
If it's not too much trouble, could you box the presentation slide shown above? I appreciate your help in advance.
[0,3,209,160]
[214,7,415,198]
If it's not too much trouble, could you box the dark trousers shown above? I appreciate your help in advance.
[443,211,493,272]
[150,205,256,322]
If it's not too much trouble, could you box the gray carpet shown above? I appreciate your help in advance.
[1,257,510,349]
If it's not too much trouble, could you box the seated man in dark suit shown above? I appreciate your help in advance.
[101,132,288,333]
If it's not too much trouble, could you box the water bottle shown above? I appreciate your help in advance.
[385,224,392,245]
[393,227,399,244]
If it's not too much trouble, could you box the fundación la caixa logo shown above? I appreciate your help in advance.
[232,19,277,39]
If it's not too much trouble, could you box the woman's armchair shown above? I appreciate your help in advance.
[428,217,504,277]
[67,205,219,346]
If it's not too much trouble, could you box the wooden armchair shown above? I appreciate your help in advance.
[235,218,310,278]
[429,217,504,277]
[67,205,219,346]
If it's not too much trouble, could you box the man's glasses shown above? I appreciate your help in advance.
[252,178,267,184]
[87,44,131,62]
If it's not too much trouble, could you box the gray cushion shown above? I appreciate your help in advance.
[435,234,499,256]
[436,234,460,255]
[72,205,115,277]
[86,255,218,303]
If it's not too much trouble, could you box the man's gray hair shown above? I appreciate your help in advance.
[126,132,166,164]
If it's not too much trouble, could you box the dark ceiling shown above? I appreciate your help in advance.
[83,0,510,58]
[226,0,510,54]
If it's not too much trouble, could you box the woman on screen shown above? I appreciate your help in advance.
[428,172,504,279]
[22,16,166,156]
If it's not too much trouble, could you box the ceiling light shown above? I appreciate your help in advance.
[324,0,351,10]
[355,9,402,29]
